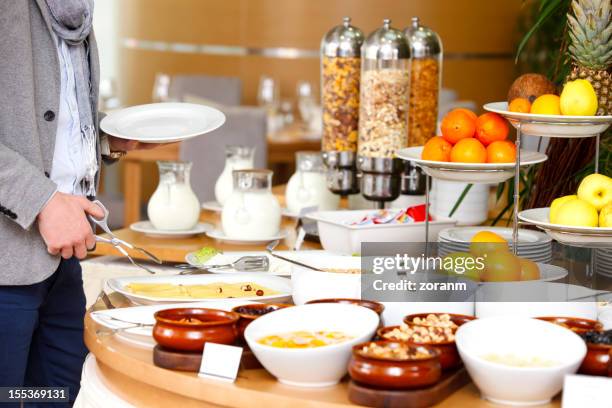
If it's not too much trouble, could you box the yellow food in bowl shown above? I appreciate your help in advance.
[482,353,559,368]
[125,282,278,299]
[258,331,353,348]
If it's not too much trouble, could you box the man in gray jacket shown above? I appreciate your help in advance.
[0,1,156,405]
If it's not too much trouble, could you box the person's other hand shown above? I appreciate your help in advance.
[37,193,104,260]
[108,135,163,151]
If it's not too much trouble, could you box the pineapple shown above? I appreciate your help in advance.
[566,0,612,115]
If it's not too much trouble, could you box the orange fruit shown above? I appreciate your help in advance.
[453,108,478,121]
[471,231,507,243]
[530,94,561,115]
[486,140,516,163]
[509,98,532,113]
[421,136,452,162]
[441,109,477,144]
[481,251,522,282]
[450,138,487,163]
[475,112,509,146]
[519,258,540,281]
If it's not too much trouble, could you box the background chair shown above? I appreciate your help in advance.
[169,74,243,106]
[180,106,268,202]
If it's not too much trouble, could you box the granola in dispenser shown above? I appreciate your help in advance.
[408,58,440,146]
[358,69,410,158]
[321,56,361,152]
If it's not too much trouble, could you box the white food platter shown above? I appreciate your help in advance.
[484,102,612,138]
[129,221,212,238]
[91,300,258,348]
[438,226,552,247]
[100,102,226,143]
[396,146,547,184]
[519,207,612,247]
[202,200,299,218]
[205,229,288,245]
[106,273,292,305]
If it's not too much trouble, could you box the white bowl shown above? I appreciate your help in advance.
[456,317,586,406]
[306,209,457,255]
[244,303,379,387]
[290,254,362,305]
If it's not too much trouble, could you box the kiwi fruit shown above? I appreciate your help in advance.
[507,73,557,103]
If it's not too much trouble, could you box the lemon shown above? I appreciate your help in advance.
[530,94,561,115]
[554,199,598,227]
[560,79,598,116]
[471,231,507,243]
[549,195,577,223]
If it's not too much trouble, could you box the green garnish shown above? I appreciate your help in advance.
[194,247,222,263]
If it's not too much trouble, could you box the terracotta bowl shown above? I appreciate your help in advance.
[153,308,239,352]
[579,342,612,376]
[403,313,475,329]
[306,298,385,316]
[377,325,460,371]
[536,316,603,334]
[349,340,441,390]
[231,303,292,341]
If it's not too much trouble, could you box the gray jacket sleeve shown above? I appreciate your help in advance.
[0,142,57,230]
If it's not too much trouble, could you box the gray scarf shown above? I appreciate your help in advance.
[39,0,97,196]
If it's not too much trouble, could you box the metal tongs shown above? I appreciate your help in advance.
[88,200,162,274]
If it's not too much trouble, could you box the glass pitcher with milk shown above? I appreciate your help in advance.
[285,151,339,214]
[222,169,281,239]
[147,161,200,230]
[214,145,256,205]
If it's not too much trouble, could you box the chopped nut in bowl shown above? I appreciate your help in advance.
[403,313,475,331]
[349,340,441,389]
[378,323,461,370]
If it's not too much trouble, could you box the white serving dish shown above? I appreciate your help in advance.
[456,317,586,406]
[439,226,552,246]
[101,102,226,143]
[484,101,612,138]
[397,146,547,184]
[106,273,291,306]
[129,221,212,238]
[244,303,379,387]
[305,209,457,255]
[290,254,362,305]
[519,207,612,247]
[205,229,287,245]
[475,282,599,320]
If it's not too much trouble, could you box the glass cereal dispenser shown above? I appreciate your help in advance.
[402,17,442,195]
[357,19,411,205]
[320,17,364,195]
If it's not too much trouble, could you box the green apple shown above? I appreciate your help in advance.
[600,204,612,228]
[555,198,599,227]
[549,195,577,223]
[560,79,598,116]
[577,174,612,211]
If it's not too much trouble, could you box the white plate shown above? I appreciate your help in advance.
[484,102,612,138]
[183,250,328,275]
[205,230,287,245]
[100,102,226,143]
[439,226,551,246]
[129,221,212,238]
[202,201,299,218]
[397,147,547,184]
[91,299,258,348]
[519,208,612,247]
[106,273,292,305]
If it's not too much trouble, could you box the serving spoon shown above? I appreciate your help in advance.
[265,240,324,272]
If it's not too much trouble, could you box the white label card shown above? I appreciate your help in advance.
[562,374,612,408]
[198,343,243,383]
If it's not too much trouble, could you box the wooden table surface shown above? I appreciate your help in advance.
[85,295,561,408]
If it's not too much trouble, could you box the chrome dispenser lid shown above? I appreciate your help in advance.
[321,17,364,58]
[404,17,442,58]
[362,19,410,60]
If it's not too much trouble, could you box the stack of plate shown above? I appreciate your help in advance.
[438,227,553,263]
[595,249,612,277]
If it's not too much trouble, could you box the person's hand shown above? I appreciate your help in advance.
[37,193,104,260]
[108,135,162,151]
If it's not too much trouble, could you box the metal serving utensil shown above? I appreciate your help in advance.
[175,255,270,275]
[265,240,324,272]
[88,200,162,274]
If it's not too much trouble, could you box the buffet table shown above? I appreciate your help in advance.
[84,296,561,408]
